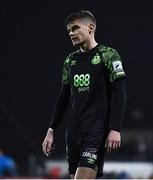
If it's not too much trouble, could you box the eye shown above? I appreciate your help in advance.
[71,25,80,32]
[67,29,70,33]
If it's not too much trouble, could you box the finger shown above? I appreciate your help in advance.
[115,141,118,150]
[43,147,48,156]
[43,148,49,157]
[114,141,120,150]
[105,139,108,148]
[47,143,55,156]
[108,141,113,152]
[42,142,47,153]
[47,146,55,157]
[42,142,49,156]
[118,140,121,148]
[114,141,119,150]
[112,141,116,150]
[46,151,51,156]
[116,140,121,149]
[108,146,111,153]
[47,142,51,153]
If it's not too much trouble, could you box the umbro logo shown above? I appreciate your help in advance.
[70,60,77,65]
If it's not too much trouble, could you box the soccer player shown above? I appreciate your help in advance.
[42,10,126,179]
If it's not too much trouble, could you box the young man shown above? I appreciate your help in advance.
[42,10,126,179]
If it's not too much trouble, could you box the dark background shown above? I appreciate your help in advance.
[0,0,153,174]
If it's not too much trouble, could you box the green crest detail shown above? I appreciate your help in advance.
[91,53,101,65]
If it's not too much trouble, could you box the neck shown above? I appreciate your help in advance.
[80,38,98,52]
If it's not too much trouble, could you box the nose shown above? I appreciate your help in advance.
[69,31,74,37]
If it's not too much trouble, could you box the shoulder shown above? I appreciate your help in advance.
[63,49,80,65]
[68,49,80,59]
[98,44,121,61]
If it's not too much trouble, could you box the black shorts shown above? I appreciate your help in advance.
[66,130,109,177]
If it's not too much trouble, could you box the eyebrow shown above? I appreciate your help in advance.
[67,24,80,32]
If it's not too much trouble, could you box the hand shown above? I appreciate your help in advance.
[105,130,121,152]
[42,129,54,157]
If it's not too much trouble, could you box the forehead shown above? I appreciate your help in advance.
[67,19,88,30]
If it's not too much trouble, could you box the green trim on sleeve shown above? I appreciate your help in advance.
[99,45,126,82]
[62,57,70,84]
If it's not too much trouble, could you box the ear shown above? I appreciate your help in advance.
[88,24,94,34]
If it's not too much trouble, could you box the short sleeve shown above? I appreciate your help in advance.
[62,57,70,84]
[103,48,126,82]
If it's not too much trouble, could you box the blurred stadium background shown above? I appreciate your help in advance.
[0,0,153,179]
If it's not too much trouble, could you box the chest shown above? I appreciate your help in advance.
[68,53,105,83]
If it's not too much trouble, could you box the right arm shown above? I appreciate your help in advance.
[49,83,70,131]
[42,57,71,156]
[42,83,70,156]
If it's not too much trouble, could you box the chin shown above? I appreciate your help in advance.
[72,43,78,47]
[72,41,82,47]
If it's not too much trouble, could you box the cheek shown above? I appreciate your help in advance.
[78,32,87,40]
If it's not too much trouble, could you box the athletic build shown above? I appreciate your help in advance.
[42,10,126,179]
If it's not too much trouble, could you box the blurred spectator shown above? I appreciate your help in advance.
[49,166,61,179]
[0,148,17,177]
[102,171,132,179]
[117,171,132,179]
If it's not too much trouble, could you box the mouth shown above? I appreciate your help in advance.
[71,37,78,42]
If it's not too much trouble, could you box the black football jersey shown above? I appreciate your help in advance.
[61,44,125,132]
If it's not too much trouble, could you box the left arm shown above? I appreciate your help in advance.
[110,78,126,132]
[103,47,126,152]
[105,78,126,152]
